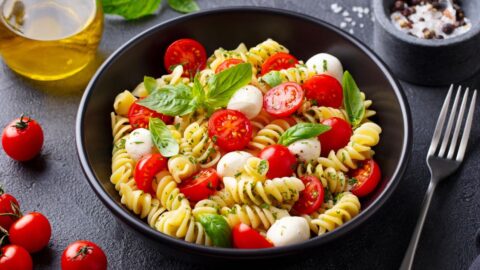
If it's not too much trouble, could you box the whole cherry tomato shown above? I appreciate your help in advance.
[0,245,32,270]
[2,115,43,161]
[9,212,51,253]
[302,74,343,108]
[215,59,243,73]
[164,38,207,77]
[232,223,273,249]
[0,187,20,231]
[318,117,352,156]
[61,240,107,270]
[128,101,172,129]
[258,145,296,179]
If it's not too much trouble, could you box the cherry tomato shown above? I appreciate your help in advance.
[215,59,243,73]
[0,188,20,231]
[292,176,324,215]
[61,240,107,270]
[302,74,343,108]
[128,101,173,129]
[258,145,296,179]
[260,52,298,75]
[9,212,51,253]
[164,38,207,77]
[318,117,352,156]
[0,245,32,270]
[2,115,43,161]
[350,159,381,197]
[134,154,167,194]
[179,168,220,202]
[232,223,273,249]
[263,82,304,117]
[208,109,252,151]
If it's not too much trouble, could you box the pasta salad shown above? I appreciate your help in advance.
[110,38,382,248]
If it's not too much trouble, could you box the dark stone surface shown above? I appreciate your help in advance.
[0,0,479,269]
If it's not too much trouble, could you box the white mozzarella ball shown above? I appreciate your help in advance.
[227,85,263,119]
[266,217,310,247]
[216,151,253,178]
[287,138,321,162]
[306,53,344,83]
[125,128,154,161]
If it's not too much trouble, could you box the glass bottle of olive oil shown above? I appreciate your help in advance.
[0,0,103,81]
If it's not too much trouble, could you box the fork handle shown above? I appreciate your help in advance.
[400,180,437,270]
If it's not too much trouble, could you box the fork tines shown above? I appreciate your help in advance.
[427,85,477,161]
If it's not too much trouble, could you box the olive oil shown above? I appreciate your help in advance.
[0,0,103,81]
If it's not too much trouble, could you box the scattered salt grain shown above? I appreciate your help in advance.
[349,29,354,34]
[340,22,347,28]
[342,11,350,17]
[345,17,352,22]
[360,23,364,28]
[330,3,343,14]
[351,21,356,26]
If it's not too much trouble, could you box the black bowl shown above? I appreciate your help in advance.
[76,7,412,263]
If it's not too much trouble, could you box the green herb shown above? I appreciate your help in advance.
[138,84,197,116]
[197,214,232,248]
[115,138,126,149]
[212,135,218,143]
[102,0,162,20]
[149,118,179,157]
[261,70,282,87]
[134,141,144,144]
[143,76,158,94]
[260,203,270,209]
[342,71,365,127]
[167,0,199,13]
[234,172,242,178]
[322,59,328,72]
[257,160,269,175]
[188,156,196,164]
[348,177,358,186]
[278,123,331,146]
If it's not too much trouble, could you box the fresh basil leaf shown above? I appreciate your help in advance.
[144,76,158,94]
[278,123,331,146]
[149,118,179,157]
[342,71,365,127]
[167,0,199,13]
[192,75,205,105]
[205,63,252,109]
[138,84,197,116]
[197,214,231,248]
[102,0,162,20]
[261,70,282,87]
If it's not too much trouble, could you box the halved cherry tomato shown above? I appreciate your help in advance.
[215,59,243,73]
[179,168,220,202]
[2,115,43,161]
[232,223,273,249]
[258,145,296,179]
[0,188,20,231]
[128,101,173,129]
[350,159,381,197]
[164,38,207,77]
[263,82,304,117]
[318,117,352,156]
[292,176,324,215]
[0,245,32,270]
[208,109,252,151]
[9,212,51,253]
[302,74,343,108]
[134,154,167,194]
[61,240,108,270]
[260,52,298,75]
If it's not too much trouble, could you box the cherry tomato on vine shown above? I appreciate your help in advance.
[9,212,51,253]
[0,187,20,231]
[128,101,172,129]
[2,115,43,161]
[350,159,381,197]
[164,38,207,77]
[258,145,296,179]
[302,74,343,108]
[292,176,324,215]
[215,59,243,73]
[263,82,304,117]
[61,240,107,270]
[260,52,298,75]
[179,168,220,203]
[208,109,252,151]
[318,117,352,156]
[0,245,32,270]
[134,154,167,194]
[232,223,273,249]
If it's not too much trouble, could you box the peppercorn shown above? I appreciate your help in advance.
[393,0,405,11]
[442,23,455,35]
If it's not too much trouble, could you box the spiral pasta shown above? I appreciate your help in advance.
[220,204,289,230]
[152,171,190,211]
[296,160,350,194]
[113,90,137,116]
[180,122,221,168]
[207,43,249,72]
[247,39,289,71]
[111,113,131,145]
[294,100,347,124]
[167,155,198,183]
[248,119,292,152]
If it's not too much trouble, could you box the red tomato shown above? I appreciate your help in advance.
[292,176,324,215]
[1,115,43,161]
[215,59,243,73]
[302,74,343,108]
[134,154,167,194]
[128,101,173,129]
[350,159,381,197]
[232,223,273,249]
[318,117,352,156]
[208,109,252,151]
[61,240,107,270]
[260,52,298,75]
[164,38,207,77]
[0,245,32,270]
[9,212,51,253]
[179,168,220,202]
[263,82,304,117]
[0,189,20,231]
[258,145,296,179]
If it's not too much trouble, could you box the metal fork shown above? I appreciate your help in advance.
[400,85,477,270]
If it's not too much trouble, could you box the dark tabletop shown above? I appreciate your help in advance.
[1,0,480,269]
